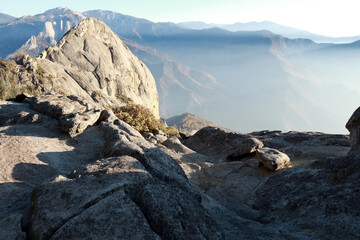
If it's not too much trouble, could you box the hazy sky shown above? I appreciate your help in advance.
[1,0,359,37]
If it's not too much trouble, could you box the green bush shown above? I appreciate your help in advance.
[163,126,179,138]
[112,103,162,132]
[112,103,180,137]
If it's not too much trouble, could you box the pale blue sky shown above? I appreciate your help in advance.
[1,0,359,37]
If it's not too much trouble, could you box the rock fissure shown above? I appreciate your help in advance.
[63,69,88,93]
[33,184,128,240]
[129,185,166,240]
[82,54,95,68]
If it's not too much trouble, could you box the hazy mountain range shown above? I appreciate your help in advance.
[0,13,15,24]
[0,7,359,134]
[178,21,360,44]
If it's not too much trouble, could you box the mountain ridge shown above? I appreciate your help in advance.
[0,13,16,24]
[178,21,360,44]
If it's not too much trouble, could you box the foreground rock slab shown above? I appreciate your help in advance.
[1,101,223,240]
[256,147,290,171]
[0,101,106,239]
[252,155,360,239]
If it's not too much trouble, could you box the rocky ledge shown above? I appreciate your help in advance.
[1,94,359,240]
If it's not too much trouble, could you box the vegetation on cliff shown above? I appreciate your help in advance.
[0,55,52,100]
[112,103,179,137]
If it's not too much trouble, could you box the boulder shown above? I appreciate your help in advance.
[256,147,290,171]
[59,110,101,137]
[248,130,350,163]
[184,127,263,161]
[346,106,360,154]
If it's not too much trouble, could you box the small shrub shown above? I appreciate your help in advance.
[112,103,180,137]
[163,126,179,138]
[116,93,133,103]
[112,103,162,132]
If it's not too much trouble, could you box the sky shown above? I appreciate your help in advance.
[1,0,360,37]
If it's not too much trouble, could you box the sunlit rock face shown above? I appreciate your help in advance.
[37,18,159,118]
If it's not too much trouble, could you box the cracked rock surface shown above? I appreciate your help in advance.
[0,97,224,240]
[1,95,358,240]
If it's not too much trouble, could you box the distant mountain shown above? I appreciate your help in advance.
[166,113,219,133]
[83,10,186,44]
[0,7,84,59]
[178,21,360,44]
[0,13,15,24]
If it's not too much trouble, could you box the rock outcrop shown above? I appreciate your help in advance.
[0,97,224,240]
[252,155,360,239]
[26,93,101,137]
[1,18,160,118]
[346,106,360,154]
[1,94,358,240]
[184,126,264,160]
[37,18,159,118]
